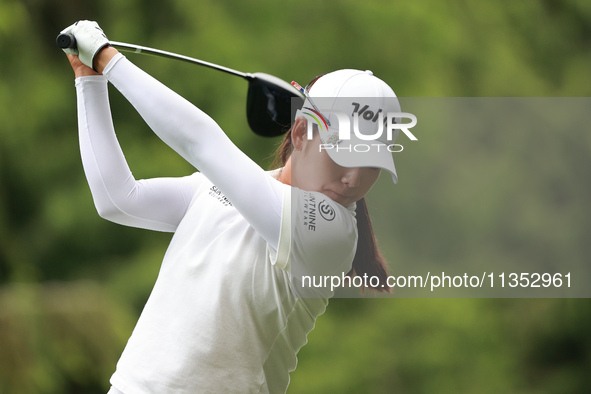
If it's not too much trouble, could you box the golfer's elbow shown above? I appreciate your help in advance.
[94,200,124,223]
[91,189,134,224]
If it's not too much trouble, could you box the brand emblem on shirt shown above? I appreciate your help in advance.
[318,200,335,221]
[304,194,336,231]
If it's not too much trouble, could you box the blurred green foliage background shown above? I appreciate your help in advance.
[0,0,590,392]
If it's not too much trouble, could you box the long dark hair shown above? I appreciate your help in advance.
[271,128,391,293]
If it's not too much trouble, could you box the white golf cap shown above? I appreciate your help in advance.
[297,69,402,183]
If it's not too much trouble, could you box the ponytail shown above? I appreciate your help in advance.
[350,197,390,292]
[270,128,391,293]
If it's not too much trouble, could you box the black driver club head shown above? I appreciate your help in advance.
[246,73,304,137]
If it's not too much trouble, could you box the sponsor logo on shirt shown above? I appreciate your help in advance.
[304,193,335,230]
[209,186,233,207]
[318,200,335,221]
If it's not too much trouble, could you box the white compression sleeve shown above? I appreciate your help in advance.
[103,54,284,249]
[76,75,199,232]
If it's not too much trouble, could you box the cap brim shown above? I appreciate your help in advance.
[320,133,399,184]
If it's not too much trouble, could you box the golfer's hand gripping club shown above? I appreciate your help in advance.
[58,20,110,71]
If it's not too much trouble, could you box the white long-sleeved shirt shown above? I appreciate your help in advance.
[76,54,357,393]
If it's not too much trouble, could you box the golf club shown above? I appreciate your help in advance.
[57,33,303,137]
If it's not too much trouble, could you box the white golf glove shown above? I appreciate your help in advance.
[60,20,110,71]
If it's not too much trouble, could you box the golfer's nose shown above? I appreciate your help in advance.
[341,167,361,188]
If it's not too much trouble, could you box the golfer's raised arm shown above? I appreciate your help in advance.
[75,71,198,232]
[98,50,284,249]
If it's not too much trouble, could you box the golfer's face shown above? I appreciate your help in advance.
[294,133,380,207]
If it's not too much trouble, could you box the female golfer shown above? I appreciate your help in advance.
[62,20,399,394]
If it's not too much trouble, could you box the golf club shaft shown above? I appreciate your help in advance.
[56,33,248,79]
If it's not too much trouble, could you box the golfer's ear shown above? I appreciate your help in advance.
[291,117,308,151]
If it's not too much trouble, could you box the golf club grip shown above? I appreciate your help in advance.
[56,33,76,49]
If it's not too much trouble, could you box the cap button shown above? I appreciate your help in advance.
[365,70,373,75]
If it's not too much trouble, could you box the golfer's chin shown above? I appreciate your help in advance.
[321,190,355,207]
